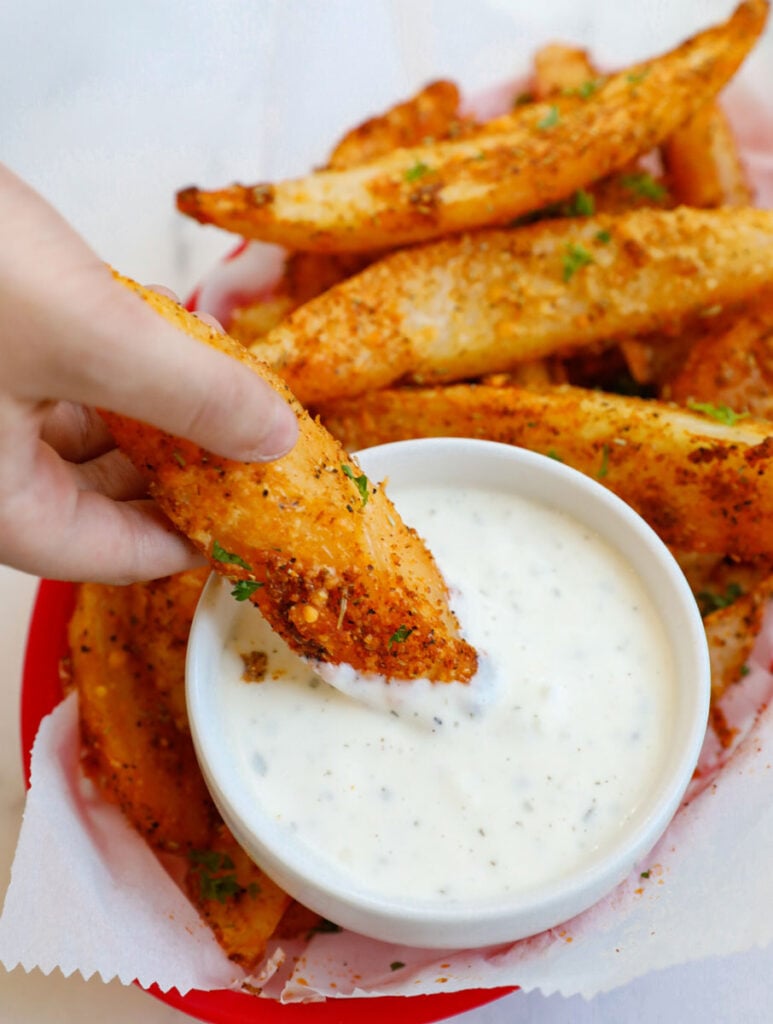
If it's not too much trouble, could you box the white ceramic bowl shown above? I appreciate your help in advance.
[186,437,710,949]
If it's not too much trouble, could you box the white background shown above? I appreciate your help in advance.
[2,1,773,1021]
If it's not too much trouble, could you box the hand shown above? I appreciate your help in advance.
[0,163,298,583]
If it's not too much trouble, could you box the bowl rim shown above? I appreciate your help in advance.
[186,436,711,949]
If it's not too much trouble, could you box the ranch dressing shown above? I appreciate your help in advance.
[216,484,675,904]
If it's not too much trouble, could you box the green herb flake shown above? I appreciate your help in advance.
[740,664,751,677]
[627,68,650,85]
[576,78,602,98]
[567,189,595,217]
[686,400,749,427]
[546,449,564,462]
[621,172,667,201]
[597,444,610,479]
[405,160,431,182]
[697,582,744,617]
[231,579,263,602]
[389,624,415,648]
[188,849,242,904]
[172,449,186,468]
[640,869,651,879]
[307,918,343,938]
[537,105,560,130]
[513,90,535,107]
[341,464,370,506]
[212,540,252,571]
[390,961,406,971]
[595,228,612,244]
[562,242,594,282]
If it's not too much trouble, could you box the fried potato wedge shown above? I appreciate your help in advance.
[663,100,754,207]
[70,575,291,968]
[663,290,773,418]
[176,1,767,252]
[320,382,773,560]
[703,574,773,703]
[101,277,476,682]
[327,79,471,170]
[229,83,468,342]
[532,43,597,100]
[249,207,773,406]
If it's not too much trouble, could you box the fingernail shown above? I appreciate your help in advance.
[243,396,299,462]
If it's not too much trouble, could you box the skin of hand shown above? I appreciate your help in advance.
[0,163,299,584]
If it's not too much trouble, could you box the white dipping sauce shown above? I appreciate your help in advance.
[216,484,676,905]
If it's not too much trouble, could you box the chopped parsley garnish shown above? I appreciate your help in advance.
[697,581,743,617]
[546,449,564,462]
[513,90,535,107]
[595,228,612,244]
[537,105,560,130]
[341,464,370,506]
[405,160,431,182]
[640,869,651,879]
[188,849,256,904]
[567,189,595,216]
[389,624,415,648]
[597,444,610,479]
[390,961,406,971]
[740,664,751,677]
[627,68,650,85]
[621,172,667,201]
[565,78,603,99]
[562,242,594,281]
[686,400,749,427]
[231,580,263,602]
[212,540,252,571]
[307,918,343,937]
[172,449,186,468]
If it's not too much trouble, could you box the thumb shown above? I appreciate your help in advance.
[0,162,298,462]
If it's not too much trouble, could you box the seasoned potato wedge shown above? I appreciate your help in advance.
[70,575,292,968]
[663,100,754,208]
[101,278,477,682]
[249,207,773,406]
[320,382,773,561]
[663,291,773,417]
[176,1,767,252]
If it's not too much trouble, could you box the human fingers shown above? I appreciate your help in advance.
[0,164,298,463]
[0,433,204,582]
[39,402,115,462]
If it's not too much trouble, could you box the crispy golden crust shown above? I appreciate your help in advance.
[320,381,773,561]
[176,1,767,252]
[663,291,773,417]
[248,207,773,406]
[70,575,292,968]
[101,278,476,682]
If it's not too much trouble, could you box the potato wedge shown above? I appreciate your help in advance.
[703,574,773,703]
[532,43,596,100]
[229,82,468,342]
[101,277,476,682]
[176,1,767,252]
[663,100,754,207]
[249,207,773,406]
[320,382,773,561]
[327,79,471,169]
[70,575,292,968]
[663,290,773,417]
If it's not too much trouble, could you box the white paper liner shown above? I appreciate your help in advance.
[2,611,773,1003]
[3,0,773,1006]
